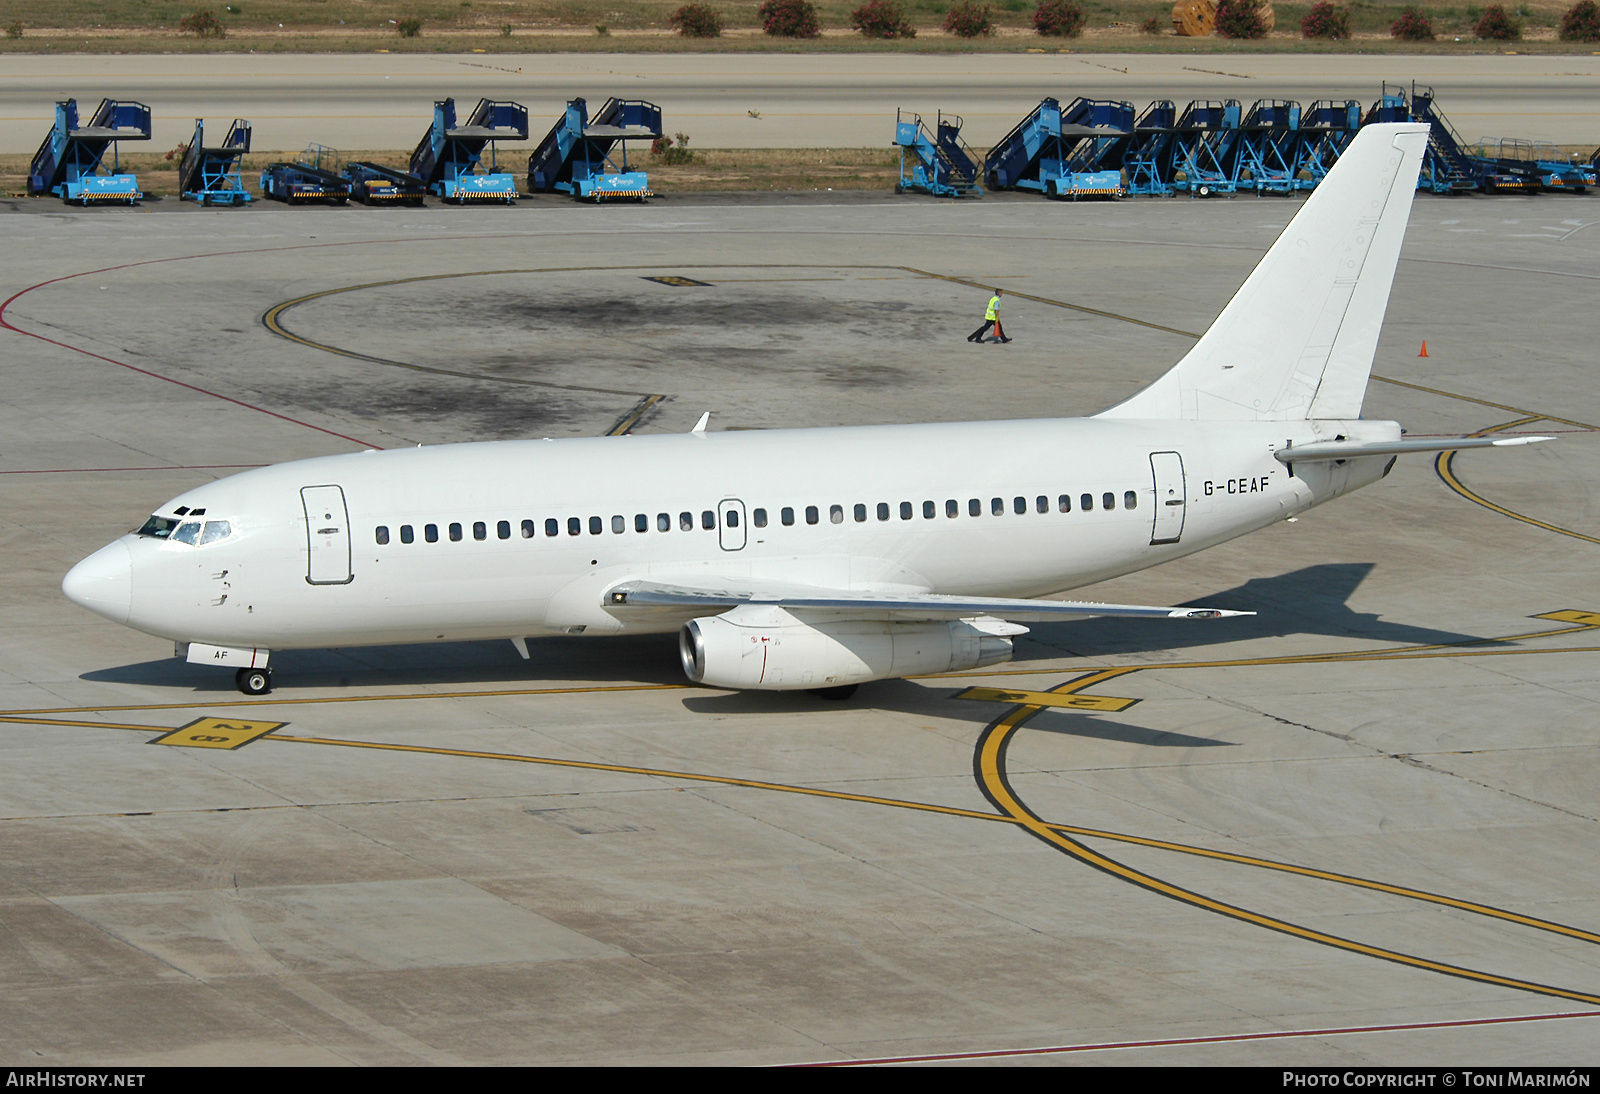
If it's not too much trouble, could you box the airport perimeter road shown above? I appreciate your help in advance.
[1,189,1598,1065]
[2,52,1599,154]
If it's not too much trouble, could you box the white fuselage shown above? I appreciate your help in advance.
[83,415,1394,652]
[61,122,1441,690]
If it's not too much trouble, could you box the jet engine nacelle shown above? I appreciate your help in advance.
[679,607,1015,690]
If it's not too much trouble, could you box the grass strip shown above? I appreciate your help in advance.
[1,0,1595,54]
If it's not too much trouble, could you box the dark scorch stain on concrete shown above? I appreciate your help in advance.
[265,378,637,440]
[266,278,955,431]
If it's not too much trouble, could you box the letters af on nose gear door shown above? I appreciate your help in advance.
[1149,451,1186,545]
[301,484,353,584]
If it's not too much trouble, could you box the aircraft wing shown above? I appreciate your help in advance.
[1275,435,1553,463]
[604,579,1251,622]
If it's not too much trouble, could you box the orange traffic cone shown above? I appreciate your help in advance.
[1419,341,1429,357]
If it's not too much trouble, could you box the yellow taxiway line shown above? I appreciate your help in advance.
[247,725,1600,952]
[972,676,1600,1008]
[6,623,1599,1003]
[1435,417,1600,545]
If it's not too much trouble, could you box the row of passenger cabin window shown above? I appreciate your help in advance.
[372,491,1139,545]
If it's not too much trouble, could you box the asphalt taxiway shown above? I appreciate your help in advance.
[1,187,1598,1065]
[2,52,1599,153]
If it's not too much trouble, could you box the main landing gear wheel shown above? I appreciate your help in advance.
[809,684,858,701]
[236,667,273,696]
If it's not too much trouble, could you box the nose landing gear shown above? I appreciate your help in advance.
[235,667,273,696]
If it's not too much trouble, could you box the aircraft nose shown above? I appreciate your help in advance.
[62,541,132,625]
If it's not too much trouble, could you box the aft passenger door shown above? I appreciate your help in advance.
[1149,452,1186,545]
[719,498,747,551]
[301,485,353,584]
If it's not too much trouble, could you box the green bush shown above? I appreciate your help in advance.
[852,0,916,36]
[670,4,723,36]
[943,0,994,36]
[1215,0,1269,38]
[1032,0,1086,36]
[1389,5,1433,38]
[651,132,695,165]
[397,16,423,37]
[1474,3,1521,37]
[178,10,227,37]
[759,0,821,36]
[4,20,22,38]
[1141,14,1163,32]
[1300,1,1349,38]
[1561,0,1600,39]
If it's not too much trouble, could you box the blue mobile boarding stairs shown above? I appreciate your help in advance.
[893,109,981,198]
[412,97,527,203]
[983,97,1131,199]
[344,160,428,205]
[1169,100,1240,197]
[1232,100,1300,195]
[28,98,151,205]
[1292,100,1361,191]
[1056,99,1137,198]
[528,97,661,202]
[1473,138,1589,193]
[260,144,350,204]
[178,118,252,205]
[1364,83,1489,194]
[1528,140,1595,191]
[1122,100,1178,196]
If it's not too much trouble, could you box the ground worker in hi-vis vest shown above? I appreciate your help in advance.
[967,287,1010,344]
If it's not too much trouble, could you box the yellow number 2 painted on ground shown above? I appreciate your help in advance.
[150,717,286,750]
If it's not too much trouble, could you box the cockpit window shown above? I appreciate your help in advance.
[199,521,233,545]
[143,516,234,545]
[136,515,178,539]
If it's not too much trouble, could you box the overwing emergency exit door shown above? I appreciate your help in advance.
[1149,451,1187,545]
[301,485,353,584]
[719,498,747,551]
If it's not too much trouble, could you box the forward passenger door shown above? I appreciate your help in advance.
[301,485,353,584]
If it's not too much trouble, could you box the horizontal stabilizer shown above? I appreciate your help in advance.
[1275,435,1553,463]
[606,580,1252,622]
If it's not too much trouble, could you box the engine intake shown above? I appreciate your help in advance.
[680,608,1013,691]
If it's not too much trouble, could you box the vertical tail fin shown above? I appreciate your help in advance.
[1097,122,1430,422]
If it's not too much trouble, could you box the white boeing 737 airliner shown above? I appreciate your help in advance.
[63,123,1548,697]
